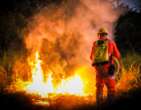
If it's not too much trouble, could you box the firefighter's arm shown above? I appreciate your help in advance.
[112,41,120,60]
[112,41,123,72]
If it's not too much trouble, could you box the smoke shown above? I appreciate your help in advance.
[23,0,123,76]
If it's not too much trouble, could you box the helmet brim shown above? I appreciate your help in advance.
[98,32,108,35]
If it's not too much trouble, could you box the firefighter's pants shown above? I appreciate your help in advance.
[96,74,115,104]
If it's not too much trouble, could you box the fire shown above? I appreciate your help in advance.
[25,51,86,97]
[56,74,84,95]
[6,49,139,108]
[26,51,55,97]
[31,51,43,85]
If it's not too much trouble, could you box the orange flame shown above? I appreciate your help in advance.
[56,74,84,95]
[25,51,87,97]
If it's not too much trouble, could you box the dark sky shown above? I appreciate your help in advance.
[0,0,141,12]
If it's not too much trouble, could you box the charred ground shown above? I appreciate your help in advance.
[0,88,141,110]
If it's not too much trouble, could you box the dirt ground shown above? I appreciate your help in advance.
[0,88,141,110]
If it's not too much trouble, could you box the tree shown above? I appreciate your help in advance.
[115,11,141,55]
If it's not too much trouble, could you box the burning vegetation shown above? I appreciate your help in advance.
[7,50,97,108]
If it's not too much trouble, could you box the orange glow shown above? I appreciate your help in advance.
[26,52,53,97]
[6,50,138,108]
[21,51,88,97]
[56,74,84,95]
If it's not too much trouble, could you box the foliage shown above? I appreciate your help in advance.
[115,11,141,55]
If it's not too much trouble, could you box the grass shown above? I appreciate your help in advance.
[0,52,141,110]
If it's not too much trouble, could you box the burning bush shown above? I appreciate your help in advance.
[117,53,141,92]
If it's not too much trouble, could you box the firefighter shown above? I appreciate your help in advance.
[90,28,121,105]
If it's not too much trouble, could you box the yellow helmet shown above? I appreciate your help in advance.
[97,28,108,35]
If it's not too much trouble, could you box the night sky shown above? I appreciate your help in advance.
[0,0,141,11]
[113,0,141,12]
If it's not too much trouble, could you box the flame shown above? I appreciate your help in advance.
[25,51,86,97]
[27,51,51,97]
[56,74,84,95]
[31,51,44,85]
[7,49,139,108]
